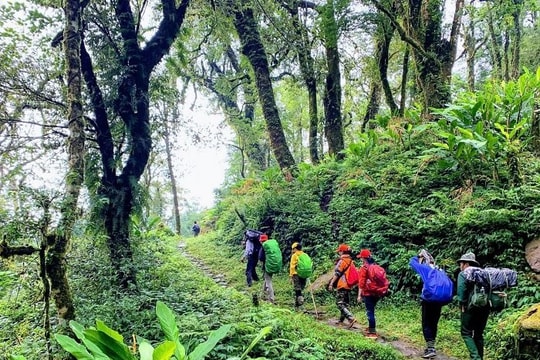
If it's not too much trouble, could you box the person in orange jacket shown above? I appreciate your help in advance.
[327,244,356,328]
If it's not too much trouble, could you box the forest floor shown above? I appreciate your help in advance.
[179,242,459,360]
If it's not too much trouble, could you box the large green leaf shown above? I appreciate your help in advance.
[156,302,179,341]
[238,326,272,360]
[83,329,135,360]
[69,321,109,359]
[188,324,232,360]
[153,341,176,360]
[54,334,96,360]
[139,342,154,360]
[95,320,125,343]
[155,301,185,359]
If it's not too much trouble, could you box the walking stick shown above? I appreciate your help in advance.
[307,278,319,318]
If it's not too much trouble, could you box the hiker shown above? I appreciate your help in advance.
[357,249,384,339]
[327,244,357,328]
[289,242,309,307]
[457,252,490,360]
[410,249,454,358]
[240,230,261,287]
[258,234,282,304]
[192,221,200,237]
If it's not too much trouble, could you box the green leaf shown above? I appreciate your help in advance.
[54,334,95,360]
[69,321,108,358]
[156,301,184,359]
[431,142,449,150]
[95,320,125,343]
[139,342,154,360]
[83,329,135,360]
[153,341,176,360]
[156,302,179,341]
[188,324,232,360]
[238,326,272,360]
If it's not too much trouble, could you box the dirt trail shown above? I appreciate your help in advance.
[179,243,458,360]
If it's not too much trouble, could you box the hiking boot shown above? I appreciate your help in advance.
[296,296,304,306]
[422,348,436,358]
[365,332,378,339]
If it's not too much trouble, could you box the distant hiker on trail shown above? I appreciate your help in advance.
[457,252,490,360]
[240,230,262,287]
[289,242,312,308]
[328,244,357,328]
[410,249,454,358]
[258,234,282,304]
[357,249,389,339]
[192,221,200,237]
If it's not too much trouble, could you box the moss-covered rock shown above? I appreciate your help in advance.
[518,303,540,357]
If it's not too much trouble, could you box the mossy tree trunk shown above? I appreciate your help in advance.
[280,1,320,164]
[226,0,296,173]
[44,0,86,322]
[321,0,344,159]
[80,0,190,288]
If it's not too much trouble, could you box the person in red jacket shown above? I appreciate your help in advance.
[357,249,380,339]
[327,244,357,328]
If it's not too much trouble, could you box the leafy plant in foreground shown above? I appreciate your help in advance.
[52,301,270,360]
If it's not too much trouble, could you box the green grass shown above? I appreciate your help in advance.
[185,234,471,359]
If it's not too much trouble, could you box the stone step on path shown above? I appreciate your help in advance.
[178,242,229,287]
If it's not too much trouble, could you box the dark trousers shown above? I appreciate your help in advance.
[363,295,379,331]
[421,300,443,346]
[461,307,490,360]
[245,254,259,286]
[292,275,307,306]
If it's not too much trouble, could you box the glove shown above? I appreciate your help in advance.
[418,249,434,264]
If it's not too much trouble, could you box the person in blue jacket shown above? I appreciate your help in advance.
[410,249,453,359]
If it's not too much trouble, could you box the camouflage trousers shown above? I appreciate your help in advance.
[336,289,354,321]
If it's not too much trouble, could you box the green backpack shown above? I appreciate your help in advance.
[262,239,283,275]
[296,253,313,279]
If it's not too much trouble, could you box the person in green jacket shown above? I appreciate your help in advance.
[258,234,282,304]
[456,252,490,360]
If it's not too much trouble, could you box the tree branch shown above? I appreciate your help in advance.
[368,0,434,61]
[0,241,39,258]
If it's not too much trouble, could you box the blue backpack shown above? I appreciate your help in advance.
[422,268,453,304]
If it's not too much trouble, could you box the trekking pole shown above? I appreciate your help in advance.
[307,278,319,318]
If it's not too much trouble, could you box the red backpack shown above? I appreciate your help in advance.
[345,262,359,287]
[366,264,389,297]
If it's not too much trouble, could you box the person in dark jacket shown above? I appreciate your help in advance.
[457,252,490,360]
[192,221,200,236]
[240,230,261,287]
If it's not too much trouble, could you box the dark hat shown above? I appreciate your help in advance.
[456,252,480,267]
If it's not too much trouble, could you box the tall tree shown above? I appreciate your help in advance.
[371,0,464,111]
[278,0,321,164]
[45,0,86,322]
[222,0,297,174]
[80,0,190,287]
[321,0,345,158]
